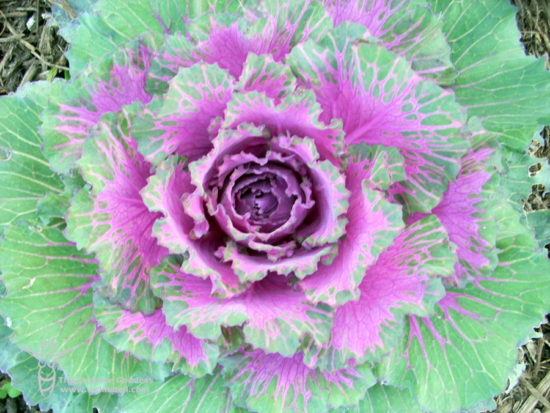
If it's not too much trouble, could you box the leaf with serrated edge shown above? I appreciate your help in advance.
[93,295,220,377]
[42,42,153,174]
[66,0,240,75]
[349,144,406,191]
[135,63,234,166]
[141,157,247,298]
[66,105,167,314]
[327,0,456,85]
[189,127,349,260]
[423,119,500,286]
[183,0,332,79]
[236,53,297,100]
[289,23,468,216]
[221,241,336,283]
[299,180,404,307]
[223,350,375,413]
[222,90,345,167]
[151,257,332,358]
[304,215,455,371]
[376,201,550,413]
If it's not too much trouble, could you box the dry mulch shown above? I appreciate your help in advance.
[0,0,67,96]
[0,0,549,413]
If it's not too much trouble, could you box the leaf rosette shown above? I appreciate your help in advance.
[1,1,550,413]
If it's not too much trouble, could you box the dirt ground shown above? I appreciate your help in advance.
[0,0,549,413]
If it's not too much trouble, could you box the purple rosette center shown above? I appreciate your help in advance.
[193,129,346,263]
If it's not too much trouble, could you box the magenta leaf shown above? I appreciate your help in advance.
[140,156,197,255]
[192,0,332,77]
[66,104,167,314]
[93,295,220,377]
[289,23,469,216]
[299,180,404,306]
[222,91,346,166]
[151,257,333,357]
[409,118,501,286]
[327,0,456,84]
[376,203,550,413]
[304,215,456,370]
[222,350,375,413]
[134,63,234,166]
[242,0,333,62]
[146,0,331,93]
[42,41,153,174]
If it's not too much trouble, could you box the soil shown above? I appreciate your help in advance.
[0,0,549,412]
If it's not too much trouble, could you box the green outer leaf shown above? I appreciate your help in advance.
[151,257,333,358]
[64,393,119,413]
[0,224,170,394]
[67,0,241,75]
[429,0,550,144]
[0,316,24,373]
[326,0,454,84]
[500,141,550,247]
[1,284,120,413]
[51,0,98,33]
[376,201,550,412]
[0,81,64,227]
[6,350,119,413]
[36,172,85,225]
[41,41,154,175]
[119,369,245,413]
[347,383,423,413]
[525,209,550,248]
[370,0,457,85]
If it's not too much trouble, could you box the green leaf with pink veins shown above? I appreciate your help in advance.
[0,224,171,394]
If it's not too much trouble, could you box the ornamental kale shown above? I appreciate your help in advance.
[1,0,550,412]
